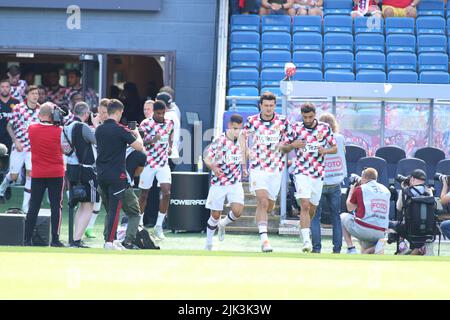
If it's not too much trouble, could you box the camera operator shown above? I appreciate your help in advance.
[391,169,433,255]
[438,175,450,240]
[341,168,390,254]
[64,102,98,248]
[25,102,65,247]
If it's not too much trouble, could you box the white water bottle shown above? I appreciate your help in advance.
[197,155,203,172]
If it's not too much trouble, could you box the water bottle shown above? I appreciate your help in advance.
[197,155,203,172]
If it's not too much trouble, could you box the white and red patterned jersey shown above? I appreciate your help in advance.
[244,113,293,173]
[140,117,174,168]
[207,133,243,186]
[9,102,40,152]
[290,120,336,179]
[10,80,27,102]
[46,85,67,106]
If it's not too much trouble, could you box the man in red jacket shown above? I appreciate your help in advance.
[25,102,65,247]
[382,0,420,18]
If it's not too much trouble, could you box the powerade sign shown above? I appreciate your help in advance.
[170,199,207,206]
[0,0,161,11]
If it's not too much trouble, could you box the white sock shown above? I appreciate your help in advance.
[87,211,98,229]
[139,213,144,226]
[0,173,13,195]
[301,228,311,243]
[258,222,269,243]
[206,216,219,245]
[22,176,31,213]
[220,211,239,227]
[155,212,166,228]
[66,190,70,201]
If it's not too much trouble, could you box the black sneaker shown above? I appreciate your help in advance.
[70,240,90,248]
[121,240,140,250]
[51,240,66,248]
[4,187,11,200]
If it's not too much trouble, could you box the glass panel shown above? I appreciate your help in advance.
[384,103,429,157]
[434,104,450,157]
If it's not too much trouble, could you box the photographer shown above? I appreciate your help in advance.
[64,102,98,248]
[341,168,390,254]
[25,102,65,247]
[439,175,450,240]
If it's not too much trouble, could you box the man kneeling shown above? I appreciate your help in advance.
[341,168,390,254]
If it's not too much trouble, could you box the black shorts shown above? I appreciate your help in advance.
[66,165,99,203]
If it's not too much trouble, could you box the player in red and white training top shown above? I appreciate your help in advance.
[7,65,28,103]
[0,86,40,213]
[244,92,296,253]
[280,103,337,253]
[138,100,174,241]
[203,114,248,251]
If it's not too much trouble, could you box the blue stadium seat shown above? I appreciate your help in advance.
[293,69,323,81]
[419,71,450,84]
[387,52,417,72]
[396,157,427,188]
[324,15,353,34]
[356,156,389,187]
[262,15,291,33]
[292,15,322,34]
[261,68,285,87]
[324,70,355,82]
[345,145,367,176]
[418,0,445,17]
[324,51,354,72]
[261,50,291,69]
[234,106,260,113]
[354,16,384,34]
[230,31,260,50]
[386,34,416,53]
[260,86,282,97]
[293,32,322,51]
[416,16,446,35]
[385,17,415,35]
[388,70,418,83]
[356,70,386,83]
[261,32,291,51]
[417,35,447,53]
[229,50,260,69]
[418,52,449,72]
[324,33,354,52]
[447,17,450,35]
[414,147,446,185]
[223,111,255,131]
[230,14,260,32]
[228,68,259,88]
[293,51,322,70]
[434,159,450,196]
[375,146,406,185]
[227,87,259,107]
[356,51,385,72]
[324,0,353,16]
[355,34,385,53]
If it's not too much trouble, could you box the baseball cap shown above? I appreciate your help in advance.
[156,92,172,108]
[411,169,426,181]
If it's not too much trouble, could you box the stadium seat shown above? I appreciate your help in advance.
[261,15,291,33]
[230,31,260,50]
[227,87,259,107]
[385,17,415,35]
[388,70,418,83]
[354,16,384,35]
[419,71,450,84]
[323,0,353,16]
[292,15,322,34]
[346,145,367,175]
[416,16,446,35]
[324,33,354,52]
[355,34,385,53]
[414,147,446,185]
[230,14,260,32]
[261,50,291,69]
[261,68,285,87]
[261,32,291,51]
[417,35,447,54]
[396,157,427,188]
[293,69,323,81]
[324,15,353,34]
[228,68,259,88]
[447,17,450,36]
[386,34,416,53]
[260,86,282,97]
[434,159,450,196]
[293,32,322,52]
[356,156,389,187]
[356,51,385,72]
[324,70,355,82]
[234,106,260,113]
[387,52,417,72]
[418,0,445,17]
[324,51,354,72]
[356,70,386,83]
[229,50,260,69]
[375,146,406,184]
[418,52,449,72]
[293,51,322,70]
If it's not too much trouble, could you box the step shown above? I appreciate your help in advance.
[224,204,280,216]
[278,219,334,236]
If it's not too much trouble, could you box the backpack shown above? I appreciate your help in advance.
[404,194,437,238]
[133,227,160,250]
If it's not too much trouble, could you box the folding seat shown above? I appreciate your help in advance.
[375,146,406,184]
[416,16,446,35]
[261,15,291,33]
[228,68,259,88]
[387,52,417,72]
[447,17,450,36]
[261,68,285,88]
[355,51,385,72]
[417,34,447,53]
[417,0,445,17]
[385,17,415,35]
[230,14,260,32]
[324,70,355,82]
[260,87,282,97]
[418,52,449,72]
[323,0,353,16]
[293,51,322,70]
[396,158,427,188]
[234,106,260,113]
[227,87,259,107]
[414,147,446,184]
[324,51,354,72]
[230,31,260,50]
[229,50,260,69]
[293,69,323,81]
[356,156,389,187]
[386,34,416,54]
[355,70,386,83]
[261,50,291,69]
[324,33,353,52]
[419,71,450,84]
[387,70,418,83]
[434,159,450,196]
[323,15,353,34]
[354,16,384,34]
[355,34,385,53]
[346,145,367,176]
[293,32,322,52]
[292,15,322,34]
[261,32,291,51]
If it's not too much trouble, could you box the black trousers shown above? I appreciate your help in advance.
[25,177,64,243]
